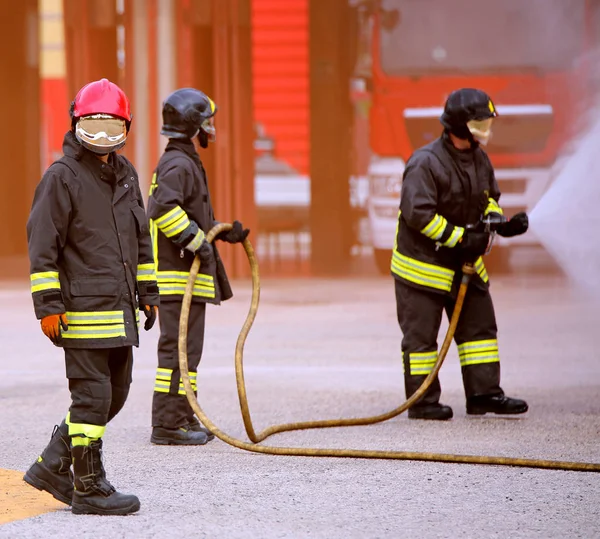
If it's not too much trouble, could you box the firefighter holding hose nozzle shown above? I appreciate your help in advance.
[392,88,529,420]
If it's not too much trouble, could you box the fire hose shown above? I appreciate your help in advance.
[178,223,600,472]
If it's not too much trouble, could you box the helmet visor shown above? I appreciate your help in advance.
[201,117,216,142]
[467,118,494,146]
[75,114,127,153]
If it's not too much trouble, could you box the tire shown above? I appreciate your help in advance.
[373,248,392,275]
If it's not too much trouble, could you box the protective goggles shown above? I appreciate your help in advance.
[467,118,494,146]
[201,116,216,142]
[75,114,127,153]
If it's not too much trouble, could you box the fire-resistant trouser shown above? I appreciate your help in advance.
[65,347,133,443]
[152,300,206,428]
[395,278,503,406]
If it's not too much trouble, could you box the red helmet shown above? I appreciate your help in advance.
[70,78,132,124]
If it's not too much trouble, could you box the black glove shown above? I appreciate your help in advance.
[218,220,250,244]
[497,212,529,238]
[143,305,158,331]
[196,240,213,263]
[458,230,490,260]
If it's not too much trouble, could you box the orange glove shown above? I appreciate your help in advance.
[41,313,69,343]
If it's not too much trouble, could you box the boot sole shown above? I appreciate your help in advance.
[71,500,140,516]
[150,435,209,446]
[23,471,72,506]
[467,406,528,416]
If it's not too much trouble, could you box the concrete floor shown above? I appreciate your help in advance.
[0,267,599,538]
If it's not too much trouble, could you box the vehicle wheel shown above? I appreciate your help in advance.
[483,246,512,274]
[374,248,392,275]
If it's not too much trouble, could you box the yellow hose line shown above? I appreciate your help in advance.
[178,223,600,472]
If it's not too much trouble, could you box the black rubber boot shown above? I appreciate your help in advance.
[188,418,215,441]
[71,440,140,516]
[23,421,73,505]
[408,403,454,420]
[151,425,210,445]
[466,394,528,415]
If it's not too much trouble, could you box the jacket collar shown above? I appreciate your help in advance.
[62,131,128,180]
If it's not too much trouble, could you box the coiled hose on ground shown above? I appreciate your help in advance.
[178,223,600,472]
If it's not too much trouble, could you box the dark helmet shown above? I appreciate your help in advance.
[161,88,217,147]
[440,88,498,142]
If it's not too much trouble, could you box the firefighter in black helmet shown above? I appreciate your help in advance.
[147,88,250,444]
[392,88,529,420]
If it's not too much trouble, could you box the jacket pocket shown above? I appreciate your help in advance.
[130,204,149,236]
[71,278,119,297]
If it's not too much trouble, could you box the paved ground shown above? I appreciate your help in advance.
[0,262,599,538]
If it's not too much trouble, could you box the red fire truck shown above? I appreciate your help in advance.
[365,0,600,273]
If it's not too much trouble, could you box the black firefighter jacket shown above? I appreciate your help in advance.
[147,139,232,305]
[392,133,504,294]
[27,131,159,349]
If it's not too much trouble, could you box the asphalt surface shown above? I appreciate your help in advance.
[0,266,599,538]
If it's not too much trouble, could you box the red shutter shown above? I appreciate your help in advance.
[252,0,309,175]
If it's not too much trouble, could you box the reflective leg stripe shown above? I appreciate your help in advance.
[408,351,438,375]
[137,263,157,282]
[392,250,455,292]
[155,206,191,238]
[30,271,61,293]
[484,198,503,216]
[157,271,216,299]
[63,310,126,339]
[474,257,489,283]
[458,339,500,367]
[154,368,198,395]
[421,214,448,241]
[66,412,106,442]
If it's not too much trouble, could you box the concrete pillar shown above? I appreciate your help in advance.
[309,0,356,275]
[0,0,39,277]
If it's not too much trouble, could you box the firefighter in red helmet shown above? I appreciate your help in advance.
[24,78,159,515]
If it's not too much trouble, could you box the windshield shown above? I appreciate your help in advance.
[379,0,585,75]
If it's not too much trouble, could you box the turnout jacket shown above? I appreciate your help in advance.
[27,131,159,348]
[392,134,503,294]
[147,139,232,305]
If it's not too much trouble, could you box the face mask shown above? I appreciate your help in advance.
[75,114,127,154]
[201,117,216,143]
[467,118,494,146]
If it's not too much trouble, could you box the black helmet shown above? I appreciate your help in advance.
[161,88,217,147]
[440,88,498,142]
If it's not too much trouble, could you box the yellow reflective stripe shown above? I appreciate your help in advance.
[484,198,503,216]
[458,339,499,366]
[157,271,214,284]
[71,437,91,447]
[474,257,489,283]
[391,250,455,292]
[154,370,198,394]
[30,271,61,293]
[65,311,124,325]
[154,206,185,228]
[62,325,127,339]
[442,226,465,248]
[409,351,437,375]
[137,263,157,282]
[66,413,106,439]
[161,213,191,238]
[158,285,215,298]
[149,172,158,196]
[421,214,448,241]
